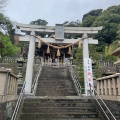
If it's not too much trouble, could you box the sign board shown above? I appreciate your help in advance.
[84,58,93,92]
[55,24,64,41]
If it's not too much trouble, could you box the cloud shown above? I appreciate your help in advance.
[4,0,120,25]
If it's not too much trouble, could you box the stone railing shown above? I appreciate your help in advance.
[0,57,27,64]
[97,61,115,67]
[0,57,41,64]
[0,69,18,102]
[97,73,120,101]
[96,61,117,76]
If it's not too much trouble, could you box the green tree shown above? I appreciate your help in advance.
[63,20,81,27]
[82,9,103,21]
[0,13,12,34]
[0,33,20,56]
[116,24,120,40]
[81,9,102,27]
[73,47,84,87]
[30,19,48,26]
[81,15,97,27]
[92,6,120,44]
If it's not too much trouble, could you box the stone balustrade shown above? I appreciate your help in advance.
[97,73,120,101]
[97,61,115,67]
[0,69,18,102]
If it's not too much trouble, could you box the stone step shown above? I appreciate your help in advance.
[23,102,94,107]
[36,90,77,94]
[22,107,97,113]
[20,112,99,119]
[35,92,77,94]
[36,84,75,88]
[37,83,73,85]
[24,97,91,102]
[40,76,70,78]
[36,88,76,91]
[36,87,76,90]
[37,82,74,85]
[20,118,101,120]
[35,93,78,96]
[37,80,73,83]
[38,79,71,80]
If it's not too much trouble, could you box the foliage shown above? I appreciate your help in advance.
[63,20,81,27]
[81,15,97,27]
[82,9,103,21]
[0,33,20,56]
[73,47,84,87]
[116,24,120,40]
[81,9,102,27]
[15,42,29,57]
[92,6,120,45]
[0,13,12,34]
[80,5,120,62]
[30,19,48,26]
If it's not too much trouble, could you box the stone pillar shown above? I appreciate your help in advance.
[6,79,9,95]
[10,76,13,95]
[117,77,120,95]
[101,81,104,95]
[25,31,35,94]
[13,77,15,95]
[108,79,112,95]
[112,78,117,95]
[97,80,100,94]
[83,33,89,95]
[104,80,107,95]
[9,76,12,95]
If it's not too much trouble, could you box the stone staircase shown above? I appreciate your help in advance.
[36,66,77,96]
[19,66,102,120]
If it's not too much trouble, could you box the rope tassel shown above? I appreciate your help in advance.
[68,47,72,55]
[57,49,60,56]
[38,41,41,48]
[47,45,50,53]
[78,40,81,49]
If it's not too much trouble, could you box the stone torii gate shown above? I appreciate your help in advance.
[14,22,102,95]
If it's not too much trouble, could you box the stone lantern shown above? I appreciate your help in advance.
[17,56,25,94]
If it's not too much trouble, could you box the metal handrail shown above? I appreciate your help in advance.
[11,64,43,120]
[68,64,81,96]
[31,64,43,95]
[89,83,116,120]
[11,81,26,120]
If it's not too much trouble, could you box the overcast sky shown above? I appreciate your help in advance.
[4,0,120,26]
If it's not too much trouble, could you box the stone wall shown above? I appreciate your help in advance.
[0,103,6,120]
[96,73,120,119]
[0,69,18,119]
[104,100,120,118]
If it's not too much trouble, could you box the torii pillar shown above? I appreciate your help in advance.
[24,31,35,94]
[82,33,96,95]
